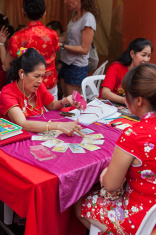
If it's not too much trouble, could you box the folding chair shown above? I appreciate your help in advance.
[81,75,105,101]
[93,60,108,75]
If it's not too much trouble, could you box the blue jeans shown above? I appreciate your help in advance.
[59,62,88,86]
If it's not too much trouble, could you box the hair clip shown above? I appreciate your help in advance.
[17,47,27,57]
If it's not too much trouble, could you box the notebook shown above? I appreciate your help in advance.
[67,98,118,125]
[0,118,22,140]
[0,130,31,146]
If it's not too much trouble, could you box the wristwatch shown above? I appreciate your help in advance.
[61,43,65,50]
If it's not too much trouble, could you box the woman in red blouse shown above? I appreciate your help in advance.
[100,38,153,104]
[75,63,156,234]
[0,48,84,137]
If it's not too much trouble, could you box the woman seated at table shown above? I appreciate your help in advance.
[0,48,83,136]
[100,38,153,104]
[75,63,156,234]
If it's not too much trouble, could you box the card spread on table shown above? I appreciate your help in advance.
[30,145,56,161]
[80,128,94,135]
[41,139,64,148]
[81,138,105,145]
[52,143,69,152]
[84,133,104,139]
[79,143,101,151]
[69,144,86,153]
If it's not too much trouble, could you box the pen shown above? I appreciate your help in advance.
[104,117,123,121]
[94,122,101,126]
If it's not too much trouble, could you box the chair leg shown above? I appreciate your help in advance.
[4,204,13,225]
[89,224,101,235]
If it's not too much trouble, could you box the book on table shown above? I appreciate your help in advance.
[0,118,22,140]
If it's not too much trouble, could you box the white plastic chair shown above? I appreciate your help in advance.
[81,75,105,101]
[135,204,156,235]
[93,60,108,75]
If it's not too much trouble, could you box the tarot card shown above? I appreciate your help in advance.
[31,135,54,141]
[43,130,63,138]
[81,138,105,145]
[30,145,56,161]
[84,133,104,139]
[80,128,94,135]
[41,139,64,148]
[79,143,101,151]
[69,144,86,153]
[52,143,69,152]
[116,124,132,130]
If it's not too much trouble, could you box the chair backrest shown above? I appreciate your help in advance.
[81,75,105,101]
[135,204,156,235]
[93,60,108,75]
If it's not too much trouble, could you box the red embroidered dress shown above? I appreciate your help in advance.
[81,112,156,235]
[0,81,54,118]
[7,21,60,89]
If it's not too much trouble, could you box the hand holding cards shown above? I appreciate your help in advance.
[72,90,87,110]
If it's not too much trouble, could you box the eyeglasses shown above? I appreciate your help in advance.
[80,105,103,118]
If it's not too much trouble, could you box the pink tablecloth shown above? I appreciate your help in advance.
[0,110,121,212]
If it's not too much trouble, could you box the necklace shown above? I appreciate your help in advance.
[27,92,32,98]
[28,93,36,104]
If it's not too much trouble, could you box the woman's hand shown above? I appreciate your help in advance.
[0,26,10,44]
[66,95,86,111]
[100,167,108,187]
[57,119,84,137]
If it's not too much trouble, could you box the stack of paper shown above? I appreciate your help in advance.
[67,98,118,125]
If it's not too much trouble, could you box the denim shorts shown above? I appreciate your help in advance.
[59,62,88,86]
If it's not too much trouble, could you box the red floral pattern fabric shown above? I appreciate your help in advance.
[7,21,60,89]
[81,113,156,235]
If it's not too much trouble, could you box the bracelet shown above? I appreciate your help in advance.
[61,43,65,50]
[60,97,65,106]
[0,43,4,46]
[46,120,51,133]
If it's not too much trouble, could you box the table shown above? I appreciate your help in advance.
[0,149,86,235]
[0,111,122,235]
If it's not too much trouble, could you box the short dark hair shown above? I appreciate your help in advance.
[122,63,156,110]
[23,0,46,20]
[0,13,9,26]
[0,24,15,38]
[7,48,46,83]
[46,21,63,34]
[118,38,153,66]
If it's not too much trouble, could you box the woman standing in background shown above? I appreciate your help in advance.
[59,0,99,96]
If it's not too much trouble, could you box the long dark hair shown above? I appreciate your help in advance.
[118,38,153,66]
[122,63,156,110]
[7,48,46,84]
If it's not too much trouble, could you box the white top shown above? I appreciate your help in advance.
[61,12,96,67]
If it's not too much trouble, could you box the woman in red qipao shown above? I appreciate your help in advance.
[99,38,153,104]
[75,63,156,235]
[0,48,84,137]
[1,0,60,100]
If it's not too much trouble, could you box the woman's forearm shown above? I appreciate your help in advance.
[0,44,7,65]
[102,88,125,104]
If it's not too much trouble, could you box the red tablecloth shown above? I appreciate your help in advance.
[0,150,86,235]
